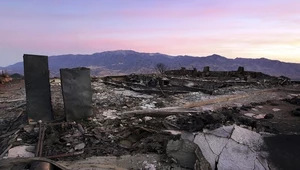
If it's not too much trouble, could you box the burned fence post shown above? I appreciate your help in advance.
[203,66,210,77]
[203,66,210,72]
[60,68,93,121]
[237,66,245,74]
[23,54,53,123]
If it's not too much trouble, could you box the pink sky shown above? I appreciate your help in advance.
[0,0,299,66]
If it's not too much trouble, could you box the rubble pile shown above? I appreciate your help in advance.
[0,71,12,84]
[11,98,299,160]
[101,67,291,98]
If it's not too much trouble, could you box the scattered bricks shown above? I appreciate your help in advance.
[60,68,93,121]
[23,54,53,123]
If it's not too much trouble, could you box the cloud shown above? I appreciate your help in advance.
[1,0,300,65]
[117,0,300,22]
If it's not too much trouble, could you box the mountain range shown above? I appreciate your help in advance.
[2,50,300,80]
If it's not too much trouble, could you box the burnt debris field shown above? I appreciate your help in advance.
[0,55,300,170]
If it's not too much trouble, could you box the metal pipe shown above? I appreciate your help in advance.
[0,144,12,158]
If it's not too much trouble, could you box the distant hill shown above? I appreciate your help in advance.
[3,50,300,80]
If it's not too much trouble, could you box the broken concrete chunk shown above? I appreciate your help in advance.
[231,125,264,151]
[253,114,266,119]
[194,133,218,169]
[103,109,119,119]
[272,108,281,112]
[193,131,233,170]
[144,116,153,122]
[201,105,215,111]
[194,125,269,170]
[164,130,182,135]
[8,146,35,158]
[140,102,157,110]
[23,125,34,133]
[142,161,156,170]
[166,139,198,169]
[165,115,177,121]
[244,113,255,117]
[205,134,229,155]
[218,139,257,170]
[25,146,35,153]
[74,143,85,150]
[181,132,195,141]
[119,140,132,149]
[114,90,153,99]
[194,147,212,170]
[206,125,234,138]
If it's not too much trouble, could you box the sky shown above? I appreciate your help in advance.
[0,0,300,66]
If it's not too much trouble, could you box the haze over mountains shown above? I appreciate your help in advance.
[2,50,300,80]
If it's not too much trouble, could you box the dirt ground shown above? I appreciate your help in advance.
[1,77,300,169]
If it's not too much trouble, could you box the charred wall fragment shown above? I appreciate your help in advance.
[60,68,93,121]
[165,67,199,77]
[23,54,53,123]
[165,66,286,82]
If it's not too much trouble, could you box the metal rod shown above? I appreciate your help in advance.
[0,144,12,158]
[45,151,84,159]
[47,121,76,126]
[35,121,42,157]
[38,125,46,157]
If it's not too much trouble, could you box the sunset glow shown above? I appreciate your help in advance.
[0,0,300,66]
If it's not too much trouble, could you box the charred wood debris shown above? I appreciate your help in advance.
[0,55,300,170]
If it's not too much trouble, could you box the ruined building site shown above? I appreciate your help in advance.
[1,54,300,170]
